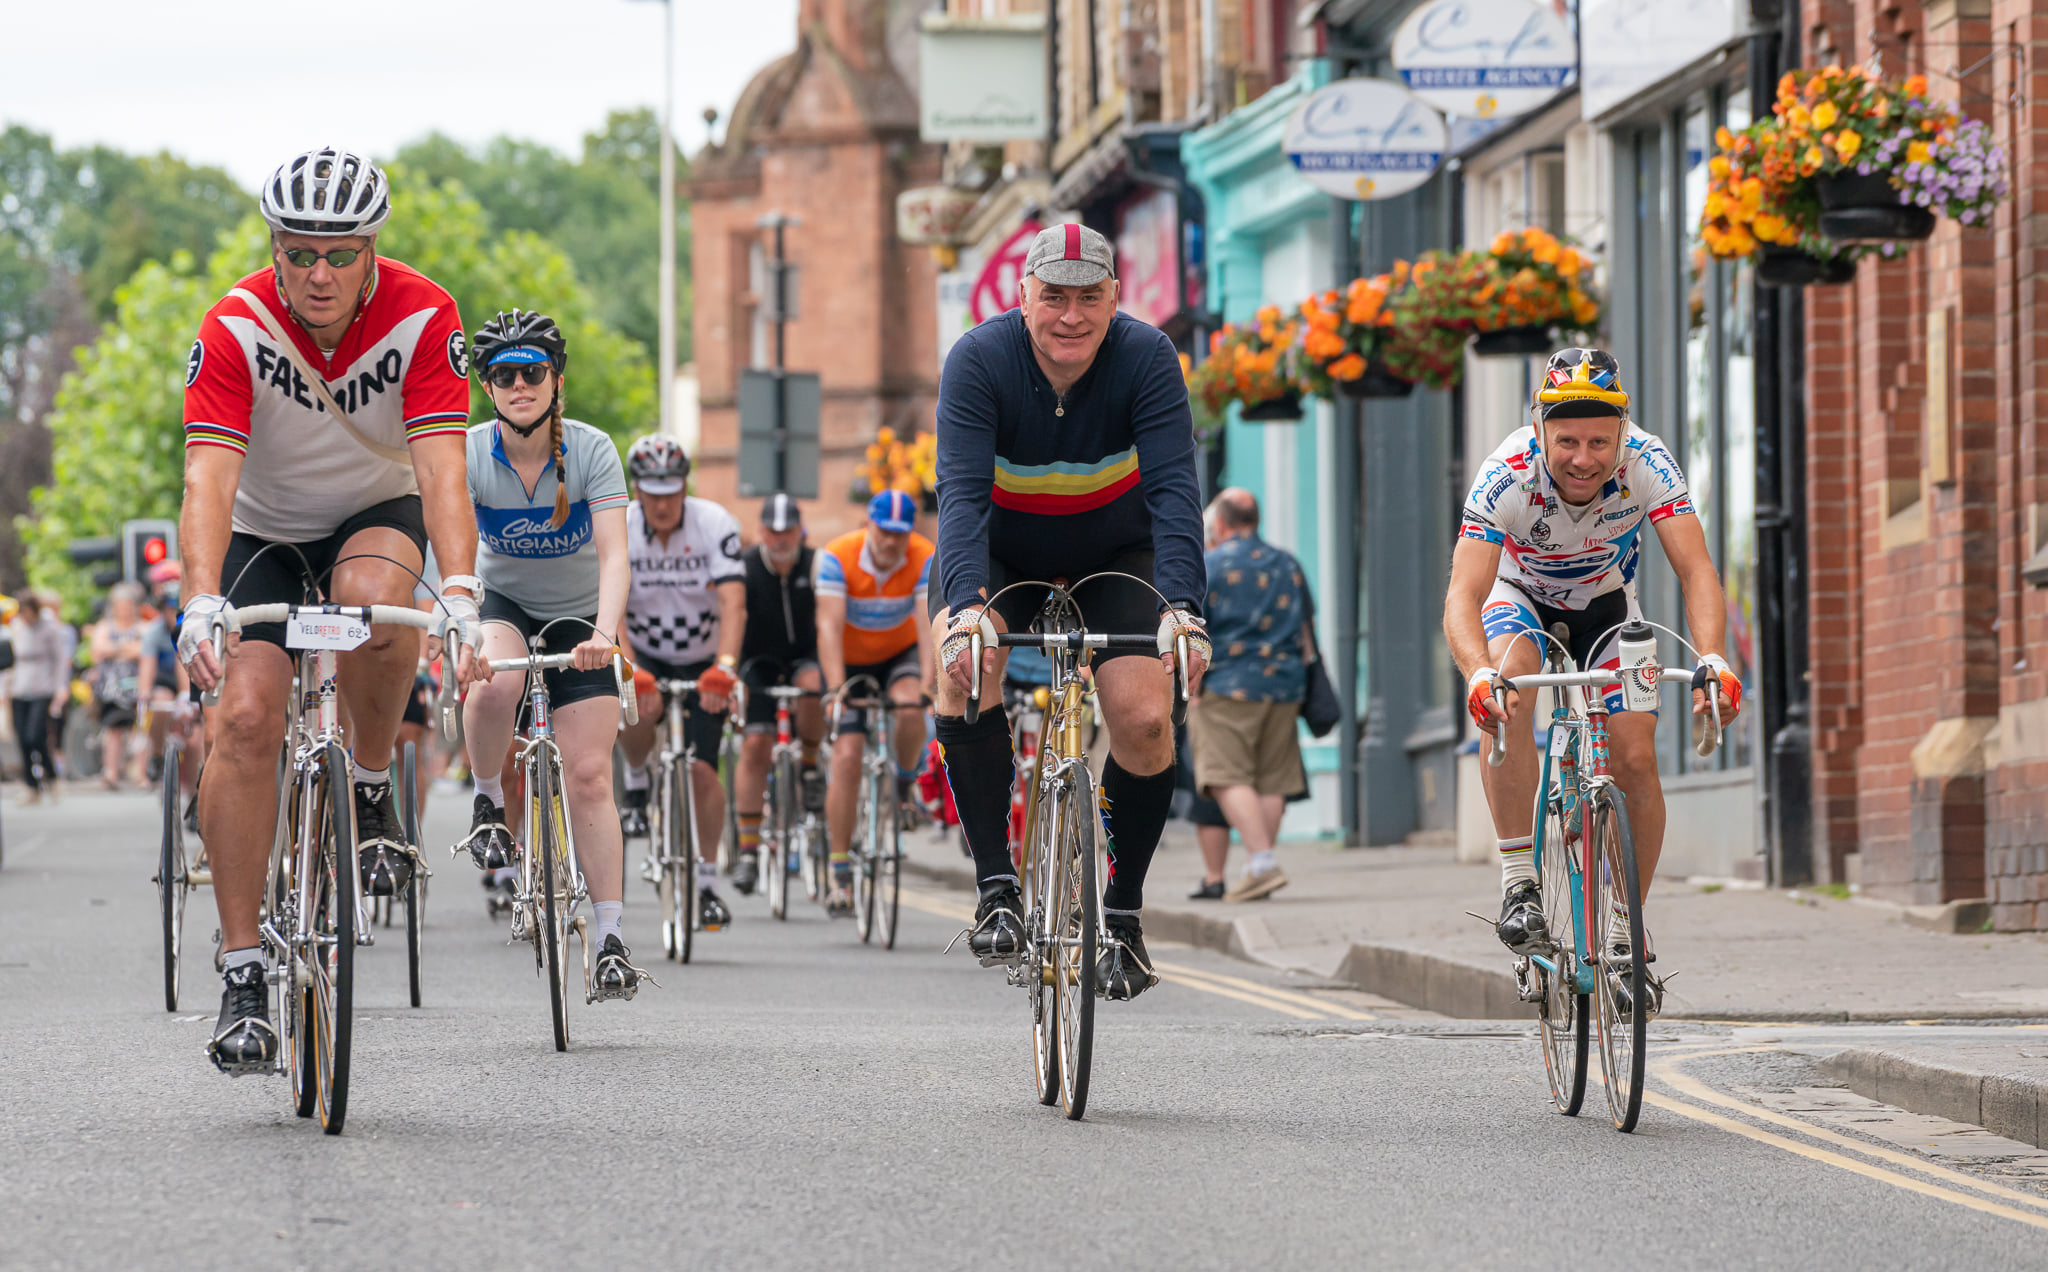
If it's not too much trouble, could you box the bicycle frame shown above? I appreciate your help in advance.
[1521,665,1611,998]
[510,658,587,962]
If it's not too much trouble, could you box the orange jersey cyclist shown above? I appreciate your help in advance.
[929,223,1210,1001]
[177,148,485,1076]
[815,491,936,916]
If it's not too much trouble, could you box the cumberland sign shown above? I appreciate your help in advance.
[919,15,1047,143]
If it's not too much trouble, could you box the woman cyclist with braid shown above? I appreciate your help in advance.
[454,309,647,1001]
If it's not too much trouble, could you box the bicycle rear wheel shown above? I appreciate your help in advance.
[1056,768,1101,1120]
[1590,787,1647,1132]
[158,744,186,1012]
[400,742,423,1009]
[1027,783,1061,1106]
[536,753,573,1051]
[312,742,355,1134]
[765,759,791,920]
[1536,789,1587,1116]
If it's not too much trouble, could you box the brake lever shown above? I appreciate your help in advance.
[1690,664,1722,757]
[963,628,985,727]
[618,654,640,727]
[1486,684,1509,768]
[201,611,234,708]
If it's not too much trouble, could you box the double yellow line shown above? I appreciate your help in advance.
[897,886,1373,1021]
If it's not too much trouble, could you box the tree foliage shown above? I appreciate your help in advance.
[22,178,654,613]
[391,110,691,364]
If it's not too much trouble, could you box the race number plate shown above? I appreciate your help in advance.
[285,613,372,651]
[1548,726,1569,758]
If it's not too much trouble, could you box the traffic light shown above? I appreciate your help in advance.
[66,519,177,587]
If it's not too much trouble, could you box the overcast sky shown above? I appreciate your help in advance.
[2,0,801,185]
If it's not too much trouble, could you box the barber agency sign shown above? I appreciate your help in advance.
[1391,0,1575,120]
[1282,78,1448,202]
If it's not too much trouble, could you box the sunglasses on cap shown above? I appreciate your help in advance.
[279,247,366,269]
[485,364,552,388]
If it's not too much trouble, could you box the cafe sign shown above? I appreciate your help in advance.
[1281,78,1448,202]
[1391,0,1576,120]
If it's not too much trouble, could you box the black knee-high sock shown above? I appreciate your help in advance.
[1101,754,1175,913]
[935,710,1016,890]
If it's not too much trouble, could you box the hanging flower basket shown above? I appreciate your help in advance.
[1757,245,1858,286]
[1239,390,1306,422]
[856,427,935,508]
[1815,170,1936,243]
[1333,361,1415,399]
[1471,324,1555,357]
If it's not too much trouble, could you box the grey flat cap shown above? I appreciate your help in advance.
[1024,223,1116,287]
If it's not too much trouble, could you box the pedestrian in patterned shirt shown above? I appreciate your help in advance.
[1187,489,1312,902]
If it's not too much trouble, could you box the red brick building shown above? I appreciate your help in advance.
[688,0,943,542]
[1802,0,2048,928]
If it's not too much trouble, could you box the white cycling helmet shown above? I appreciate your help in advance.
[260,146,391,237]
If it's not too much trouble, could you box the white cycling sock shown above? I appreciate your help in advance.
[623,763,650,793]
[698,861,718,887]
[473,771,504,805]
[592,901,623,948]
[1498,836,1536,891]
[222,946,264,972]
[1246,849,1278,876]
[489,866,517,887]
[351,759,389,787]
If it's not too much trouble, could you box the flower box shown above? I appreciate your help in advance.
[1471,324,1555,357]
[1756,246,1857,286]
[1239,391,1306,421]
[1815,171,1936,243]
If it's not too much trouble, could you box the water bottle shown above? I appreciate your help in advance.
[1617,621,1660,713]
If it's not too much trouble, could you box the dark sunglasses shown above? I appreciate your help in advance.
[279,247,366,269]
[485,363,552,388]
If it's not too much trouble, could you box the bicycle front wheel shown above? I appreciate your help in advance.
[157,744,186,1012]
[765,759,791,920]
[674,759,697,962]
[853,771,877,943]
[1590,787,1647,1131]
[536,753,573,1052]
[1027,782,1061,1106]
[874,772,901,950]
[312,742,356,1134]
[400,741,423,1009]
[1056,768,1101,1120]
[1536,790,1586,1116]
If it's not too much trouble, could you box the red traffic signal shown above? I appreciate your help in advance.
[142,536,169,566]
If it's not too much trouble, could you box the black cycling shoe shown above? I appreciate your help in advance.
[593,935,642,1002]
[619,789,651,839]
[1098,913,1159,1001]
[354,779,410,896]
[462,794,515,870]
[967,882,1026,964]
[731,850,761,895]
[208,961,277,1075]
[800,765,825,815]
[1188,879,1225,901]
[825,883,855,918]
[699,887,732,931]
[1495,880,1549,955]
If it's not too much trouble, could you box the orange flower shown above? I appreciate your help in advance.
[1835,130,1862,161]
[1904,74,1928,97]
[1556,248,1582,277]
[1531,239,1560,266]
[1346,292,1383,325]
[1328,353,1367,381]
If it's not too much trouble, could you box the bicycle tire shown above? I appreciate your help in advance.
[875,772,901,950]
[853,768,877,943]
[1590,787,1647,1132]
[651,759,677,958]
[400,742,423,1009]
[1536,788,1587,1116]
[720,729,740,874]
[283,767,315,1119]
[765,759,789,921]
[1027,781,1060,1106]
[315,741,355,1134]
[674,757,696,963]
[1057,767,1100,1120]
[158,744,185,1012]
[537,753,572,1052]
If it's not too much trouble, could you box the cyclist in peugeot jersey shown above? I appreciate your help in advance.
[1444,348,1742,1017]
[178,147,484,1075]
[615,436,746,932]
[731,492,825,896]
[453,309,647,999]
[930,222,1210,1001]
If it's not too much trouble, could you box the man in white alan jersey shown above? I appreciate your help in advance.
[178,148,484,1076]
[1443,348,1741,1019]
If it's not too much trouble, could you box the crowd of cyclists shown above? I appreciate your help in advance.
[139,145,1738,1085]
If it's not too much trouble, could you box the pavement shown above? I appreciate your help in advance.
[903,817,2048,1150]
[9,787,2048,1267]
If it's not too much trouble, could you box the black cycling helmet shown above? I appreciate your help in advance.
[471,309,568,376]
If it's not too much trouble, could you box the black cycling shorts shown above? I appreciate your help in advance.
[480,595,619,711]
[836,648,923,735]
[928,544,1162,667]
[739,654,822,729]
[636,652,730,764]
[220,494,429,650]
[401,673,431,728]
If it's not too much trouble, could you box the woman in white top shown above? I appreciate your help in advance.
[9,593,69,802]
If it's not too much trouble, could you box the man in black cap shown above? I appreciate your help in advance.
[929,221,1211,1000]
[731,493,824,894]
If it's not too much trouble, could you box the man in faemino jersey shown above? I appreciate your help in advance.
[178,147,484,1076]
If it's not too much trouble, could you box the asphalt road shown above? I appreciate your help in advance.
[4,789,2046,1270]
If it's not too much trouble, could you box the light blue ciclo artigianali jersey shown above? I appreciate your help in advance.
[466,417,629,618]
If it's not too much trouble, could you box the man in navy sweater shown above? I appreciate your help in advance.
[929,222,1211,1000]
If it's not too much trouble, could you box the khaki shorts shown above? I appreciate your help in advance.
[1188,696,1306,798]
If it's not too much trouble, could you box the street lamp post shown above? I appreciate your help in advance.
[630,0,677,438]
